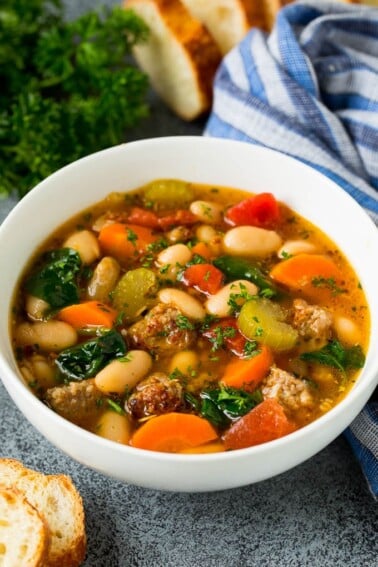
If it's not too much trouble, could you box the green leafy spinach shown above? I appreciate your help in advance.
[300,340,365,373]
[25,248,81,310]
[55,328,126,381]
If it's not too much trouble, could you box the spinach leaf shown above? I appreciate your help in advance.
[25,248,81,309]
[197,386,263,428]
[55,329,126,381]
[300,340,365,372]
[213,256,279,298]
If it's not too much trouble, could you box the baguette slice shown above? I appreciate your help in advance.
[126,0,222,120]
[0,485,49,567]
[0,459,86,567]
[181,0,268,54]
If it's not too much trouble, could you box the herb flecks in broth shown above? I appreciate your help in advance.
[11,181,370,453]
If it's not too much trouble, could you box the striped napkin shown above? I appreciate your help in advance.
[204,0,378,497]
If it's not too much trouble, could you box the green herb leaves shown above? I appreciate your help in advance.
[56,329,126,381]
[25,248,82,309]
[300,340,365,373]
[0,1,149,197]
[187,386,263,429]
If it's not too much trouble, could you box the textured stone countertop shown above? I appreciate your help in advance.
[1,1,377,565]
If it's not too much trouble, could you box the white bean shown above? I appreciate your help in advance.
[223,226,282,257]
[25,295,50,321]
[166,226,190,244]
[95,350,152,394]
[196,224,218,243]
[156,244,192,279]
[190,200,224,224]
[169,350,199,376]
[97,411,131,444]
[87,256,121,301]
[92,215,115,233]
[205,280,258,318]
[15,321,77,352]
[158,288,206,320]
[20,354,55,390]
[63,230,100,265]
[278,239,318,258]
[333,315,361,345]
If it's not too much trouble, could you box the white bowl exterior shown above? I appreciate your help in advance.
[0,137,377,492]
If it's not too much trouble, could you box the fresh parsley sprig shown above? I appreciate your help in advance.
[0,0,150,197]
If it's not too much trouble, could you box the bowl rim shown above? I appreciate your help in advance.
[0,136,377,470]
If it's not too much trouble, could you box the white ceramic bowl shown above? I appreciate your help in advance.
[0,137,377,492]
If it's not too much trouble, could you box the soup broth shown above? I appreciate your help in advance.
[11,180,370,453]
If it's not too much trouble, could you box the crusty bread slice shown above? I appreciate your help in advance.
[126,0,222,120]
[0,459,86,567]
[0,485,49,567]
[180,0,266,54]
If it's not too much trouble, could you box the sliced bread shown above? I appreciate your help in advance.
[180,0,266,54]
[0,459,86,567]
[126,0,222,120]
[0,485,49,567]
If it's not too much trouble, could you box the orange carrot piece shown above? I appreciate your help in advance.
[58,300,118,329]
[130,412,218,453]
[179,441,225,454]
[221,345,273,390]
[269,253,343,291]
[191,242,212,260]
[98,223,157,262]
[223,399,296,450]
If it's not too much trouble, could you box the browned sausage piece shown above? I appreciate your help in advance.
[127,303,196,354]
[45,379,105,424]
[127,372,183,419]
[261,366,315,412]
[292,298,332,342]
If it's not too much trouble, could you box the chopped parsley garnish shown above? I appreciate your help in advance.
[207,325,237,351]
[311,276,346,295]
[126,228,138,246]
[176,315,196,331]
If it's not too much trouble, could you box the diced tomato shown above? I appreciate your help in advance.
[158,210,197,230]
[225,192,280,228]
[223,399,296,450]
[203,318,248,357]
[127,207,160,229]
[181,263,224,295]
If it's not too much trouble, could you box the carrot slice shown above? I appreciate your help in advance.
[98,223,157,262]
[190,242,212,260]
[221,344,273,390]
[179,441,225,454]
[130,412,218,453]
[58,300,118,329]
[223,399,296,450]
[269,253,344,299]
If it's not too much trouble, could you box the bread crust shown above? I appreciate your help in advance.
[127,0,222,119]
[0,459,86,567]
[0,484,49,567]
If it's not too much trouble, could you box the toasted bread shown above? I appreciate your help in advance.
[0,485,49,567]
[126,0,222,120]
[180,0,266,54]
[0,459,86,567]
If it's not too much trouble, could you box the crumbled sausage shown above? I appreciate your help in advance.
[127,303,196,353]
[261,366,315,412]
[127,372,183,419]
[45,379,105,424]
[292,299,332,342]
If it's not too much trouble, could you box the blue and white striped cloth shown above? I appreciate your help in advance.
[204,0,378,498]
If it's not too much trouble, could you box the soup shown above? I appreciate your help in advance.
[11,180,369,453]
